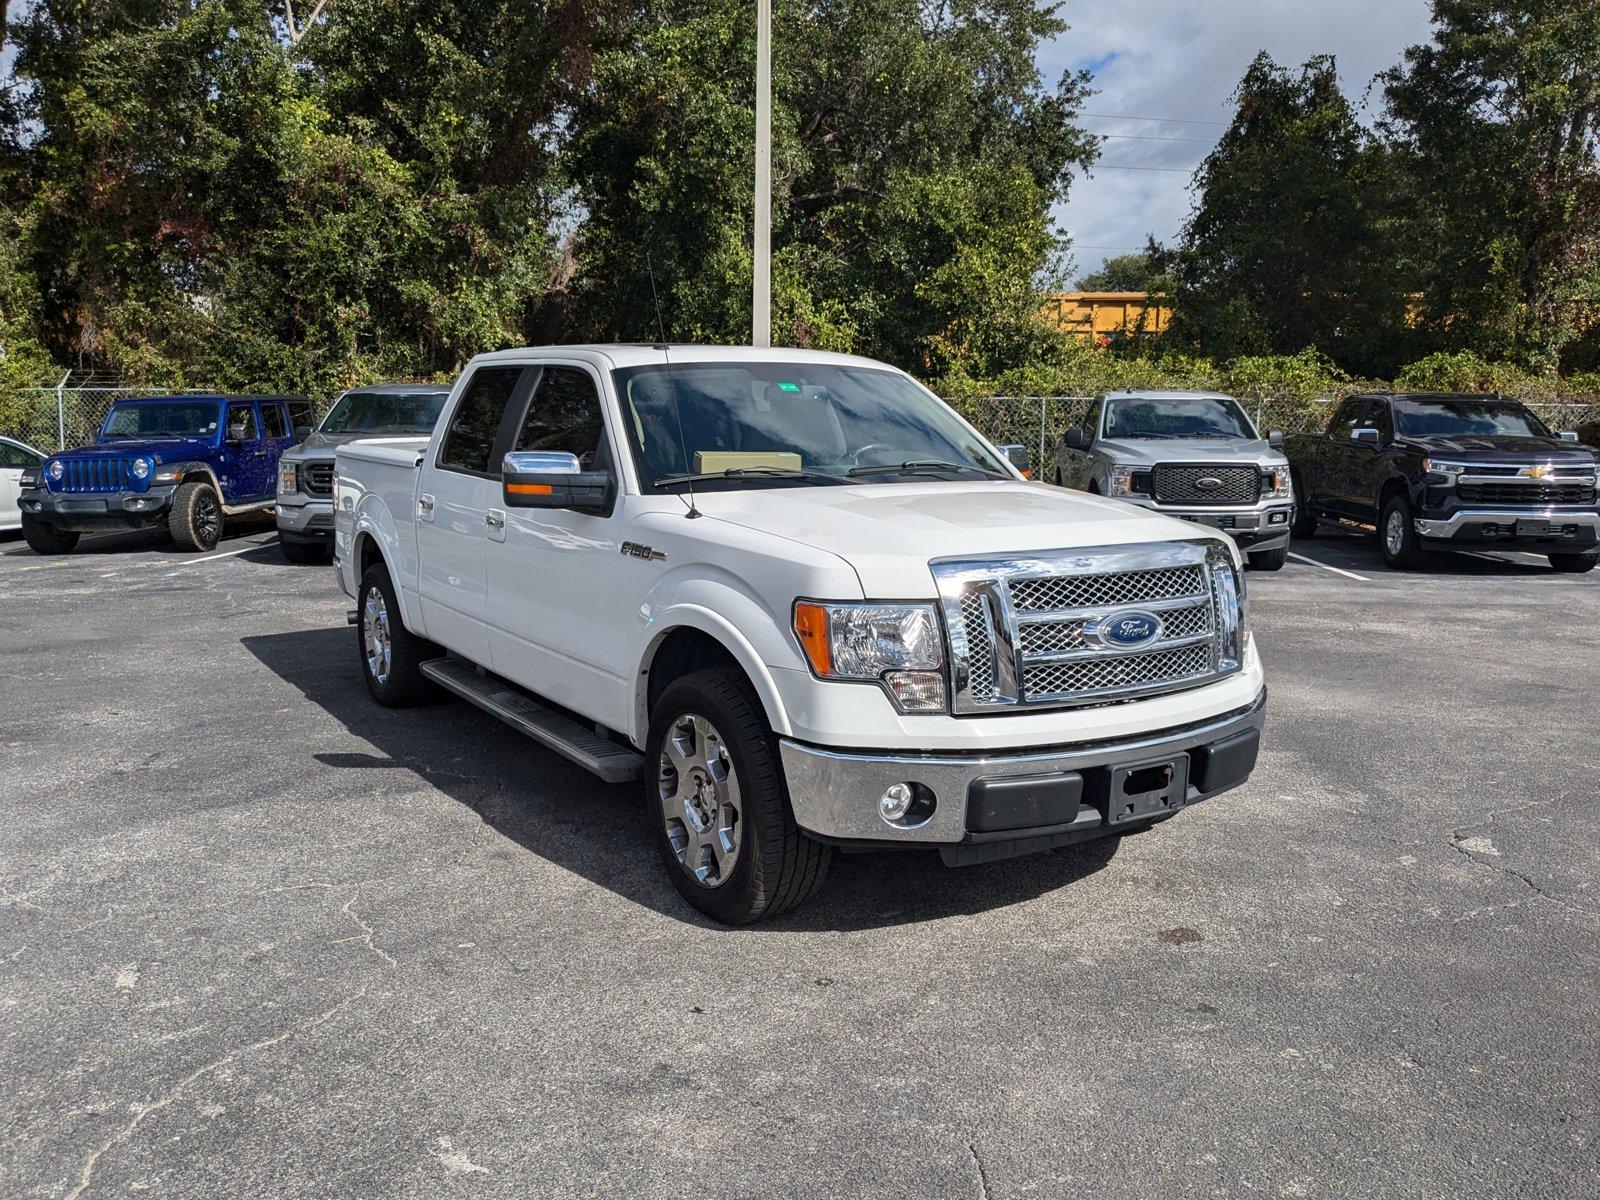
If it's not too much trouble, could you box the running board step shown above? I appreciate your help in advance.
[420,658,644,784]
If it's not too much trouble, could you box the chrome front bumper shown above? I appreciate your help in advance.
[1123,496,1293,547]
[778,691,1266,846]
[275,496,334,536]
[1414,508,1600,538]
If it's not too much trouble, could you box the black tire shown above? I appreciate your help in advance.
[168,481,222,551]
[646,667,831,924]
[1379,492,1423,569]
[1247,546,1288,571]
[20,514,80,555]
[357,564,440,707]
[1549,551,1598,574]
[280,537,331,565]
[1289,472,1317,539]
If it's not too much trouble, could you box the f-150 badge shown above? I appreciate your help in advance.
[621,541,667,561]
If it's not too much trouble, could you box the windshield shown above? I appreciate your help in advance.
[612,363,1008,490]
[1102,396,1256,440]
[1392,399,1550,439]
[321,390,448,435]
[102,401,222,438]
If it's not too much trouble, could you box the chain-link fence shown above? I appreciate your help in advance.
[2,383,220,453]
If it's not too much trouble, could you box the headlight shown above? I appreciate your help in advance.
[130,456,151,480]
[1205,542,1246,672]
[1107,465,1141,496]
[19,467,40,489]
[1422,458,1467,475]
[1264,466,1291,498]
[48,459,63,481]
[278,463,299,494]
[792,601,946,713]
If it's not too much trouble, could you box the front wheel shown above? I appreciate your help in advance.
[1247,546,1288,571]
[168,481,222,551]
[21,515,80,555]
[1379,493,1423,569]
[1549,551,1598,574]
[646,668,831,924]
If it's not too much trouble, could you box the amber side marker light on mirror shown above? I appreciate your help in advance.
[506,482,554,496]
[792,602,833,676]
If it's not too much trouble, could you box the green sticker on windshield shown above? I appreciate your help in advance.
[776,381,800,392]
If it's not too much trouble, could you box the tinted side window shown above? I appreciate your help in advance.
[226,403,259,441]
[1359,401,1391,441]
[1327,399,1363,438]
[287,400,315,433]
[438,367,524,475]
[261,403,288,439]
[514,367,605,467]
[0,441,38,467]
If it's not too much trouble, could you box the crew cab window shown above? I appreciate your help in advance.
[1326,399,1366,439]
[437,367,524,476]
[1357,402,1391,443]
[514,367,605,467]
[0,441,40,468]
[226,404,259,442]
[261,403,289,439]
[287,400,315,434]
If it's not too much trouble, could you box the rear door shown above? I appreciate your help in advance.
[222,401,272,502]
[415,365,532,662]
[259,400,297,470]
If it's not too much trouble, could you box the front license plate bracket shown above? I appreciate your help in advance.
[1103,754,1190,826]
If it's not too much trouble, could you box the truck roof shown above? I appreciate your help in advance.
[463,343,909,372]
[337,382,451,394]
[1103,390,1239,401]
[111,393,309,403]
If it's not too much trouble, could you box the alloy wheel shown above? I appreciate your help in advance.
[657,714,742,888]
[1385,509,1405,557]
[363,588,392,685]
[196,493,220,543]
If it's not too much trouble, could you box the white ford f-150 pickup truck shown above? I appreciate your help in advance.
[334,344,1266,923]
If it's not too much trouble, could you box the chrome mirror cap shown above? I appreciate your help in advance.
[504,450,580,475]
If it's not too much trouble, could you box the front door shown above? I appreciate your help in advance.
[222,401,272,502]
[485,363,631,728]
[415,365,531,663]
[0,440,39,529]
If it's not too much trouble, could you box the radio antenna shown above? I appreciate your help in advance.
[657,341,701,519]
[646,251,668,344]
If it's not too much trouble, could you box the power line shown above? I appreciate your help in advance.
[1099,132,1215,145]
[1081,111,1230,127]
[1091,164,1197,173]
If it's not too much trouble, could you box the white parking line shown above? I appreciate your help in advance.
[1287,551,1371,582]
[164,540,274,573]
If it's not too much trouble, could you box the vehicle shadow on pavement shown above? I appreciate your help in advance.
[242,626,1116,932]
[0,520,277,558]
[1293,530,1566,578]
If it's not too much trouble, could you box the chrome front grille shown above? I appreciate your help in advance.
[302,461,335,497]
[1151,464,1260,505]
[934,542,1243,714]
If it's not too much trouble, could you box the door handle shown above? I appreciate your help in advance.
[484,511,504,530]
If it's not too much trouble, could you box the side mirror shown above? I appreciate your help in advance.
[1558,430,1579,442]
[1267,429,1285,449]
[294,426,313,440]
[1351,427,1380,445]
[1063,428,1090,452]
[502,451,614,515]
[995,444,1031,476]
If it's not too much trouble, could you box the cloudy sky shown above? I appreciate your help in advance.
[1042,0,1436,283]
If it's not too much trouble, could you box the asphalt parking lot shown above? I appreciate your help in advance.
[2,522,1596,1198]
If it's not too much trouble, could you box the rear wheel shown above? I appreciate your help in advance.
[646,667,831,924]
[1247,546,1288,571]
[1289,473,1317,539]
[1548,551,1598,573]
[280,537,331,565]
[21,515,79,555]
[168,481,222,551]
[1379,493,1423,569]
[357,564,439,706]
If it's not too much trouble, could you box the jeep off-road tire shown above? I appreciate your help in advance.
[1379,493,1423,569]
[168,481,223,551]
[1548,551,1598,574]
[20,514,79,555]
[357,564,439,707]
[646,667,831,924]
[1247,546,1288,571]
[280,536,331,565]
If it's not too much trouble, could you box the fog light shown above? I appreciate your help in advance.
[882,670,946,713]
[880,783,914,822]
[1268,511,1287,524]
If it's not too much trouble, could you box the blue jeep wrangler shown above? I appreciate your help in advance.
[17,394,312,554]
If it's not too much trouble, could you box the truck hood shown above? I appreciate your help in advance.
[694,480,1222,597]
[63,436,213,462]
[1093,437,1286,467]
[1395,434,1597,463]
[291,428,436,460]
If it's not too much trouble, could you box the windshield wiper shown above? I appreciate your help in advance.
[654,466,847,487]
[847,460,1008,479]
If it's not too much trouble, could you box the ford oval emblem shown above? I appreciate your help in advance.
[1100,609,1163,648]
[1195,476,1224,491]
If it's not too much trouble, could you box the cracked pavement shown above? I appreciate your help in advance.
[1,525,1596,1197]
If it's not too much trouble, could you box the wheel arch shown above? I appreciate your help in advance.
[634,617,791,749]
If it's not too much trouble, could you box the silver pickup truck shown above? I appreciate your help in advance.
[276,384,449,563]
[1056,391,1294,571]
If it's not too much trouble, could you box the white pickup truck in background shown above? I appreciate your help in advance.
[334,345,1266,923]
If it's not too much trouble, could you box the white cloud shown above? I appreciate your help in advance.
[1043,0,1437,282]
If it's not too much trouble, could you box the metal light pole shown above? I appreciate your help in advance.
[752,0,772,348]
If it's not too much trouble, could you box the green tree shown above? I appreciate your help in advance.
[1075,247,1174,294]
[1381,0,1600,372]
[1165,53,1411,376]
[563,0,1097,377]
